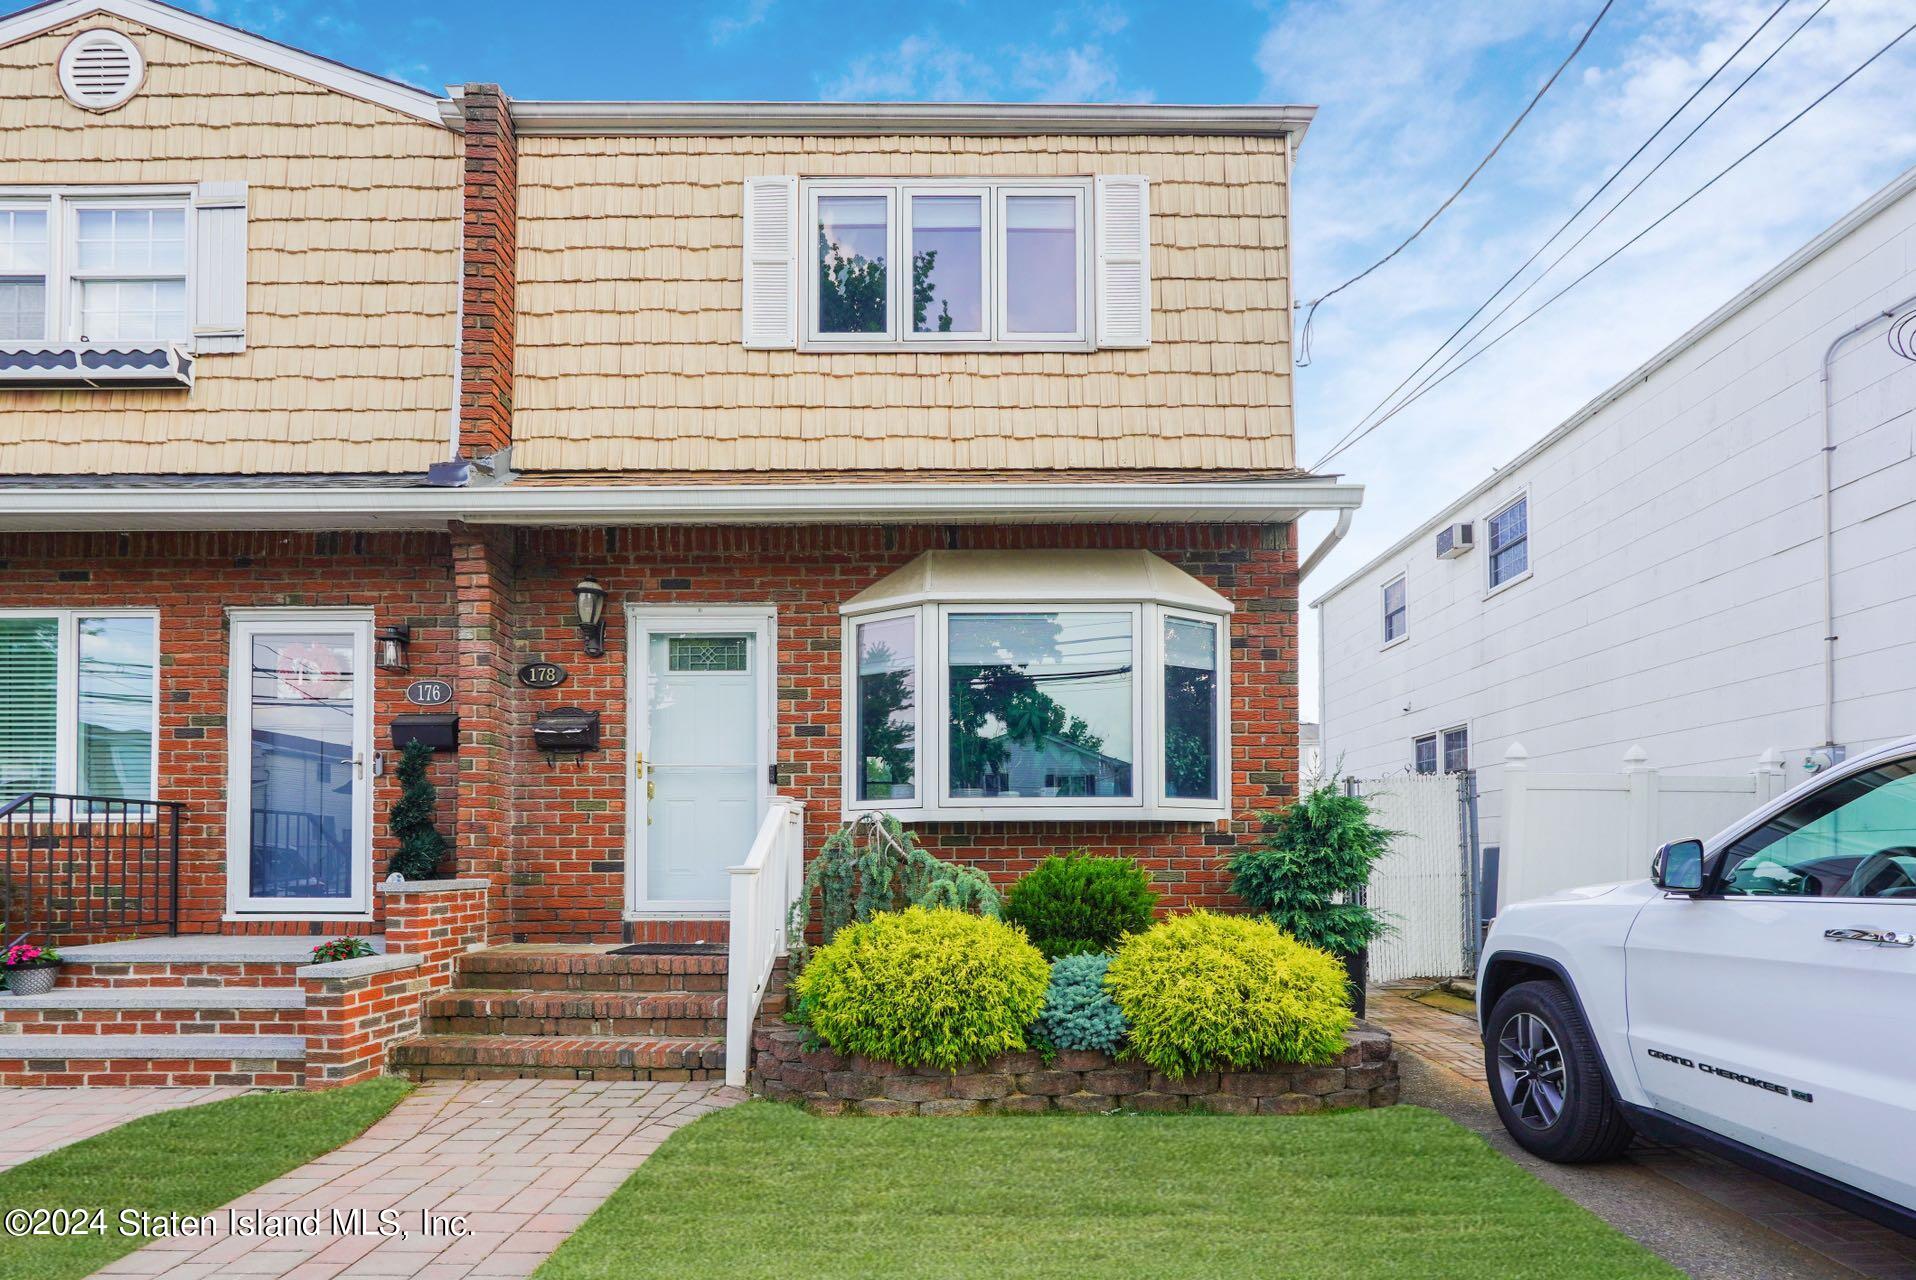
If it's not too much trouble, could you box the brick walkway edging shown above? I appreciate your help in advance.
[751,1024,1400,1115]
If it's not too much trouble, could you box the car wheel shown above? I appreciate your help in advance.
[1485,979,1633,1163]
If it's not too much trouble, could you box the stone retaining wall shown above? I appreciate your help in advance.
[751,1024,1399,1116]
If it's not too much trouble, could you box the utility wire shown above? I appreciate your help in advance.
[1309,0,1807,470]
[1295,0,1617,366]
[1316,15,1916,468]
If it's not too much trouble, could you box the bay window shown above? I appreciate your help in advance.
[0,611,159,804]
[842,551,1230,822]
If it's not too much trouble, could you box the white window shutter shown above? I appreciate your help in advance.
[192,181,247,353]
[742,176,798,349]
[1095,175,1150,348]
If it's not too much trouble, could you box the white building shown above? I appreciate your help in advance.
[1315,164,1916,862]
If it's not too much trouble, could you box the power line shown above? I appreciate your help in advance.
[1317,15,1916,467]
[1310,0,1809,470]
[1295,0,1617,366]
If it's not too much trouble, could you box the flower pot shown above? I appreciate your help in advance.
[1340,948,1368,1019]
[6,962,59,997]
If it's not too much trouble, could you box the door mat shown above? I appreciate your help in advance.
[606,941,728,957]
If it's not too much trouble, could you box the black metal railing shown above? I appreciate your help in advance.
[0,793,184,938]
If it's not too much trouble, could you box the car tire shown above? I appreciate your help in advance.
[1484,979,1633,1163]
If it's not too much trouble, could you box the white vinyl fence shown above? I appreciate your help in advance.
[1498,743,1789,909]
[1348,771,1473,983]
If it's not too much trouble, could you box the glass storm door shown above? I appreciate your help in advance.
[226,613,374,917]
[630,611,771,915]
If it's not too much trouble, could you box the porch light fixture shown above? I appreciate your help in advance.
[375,624,412,673]
[574,577,609,658]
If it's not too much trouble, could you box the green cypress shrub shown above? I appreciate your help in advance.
[1032,953,1127,1055]
[387,740,448,880]
[1228,784,1392,955]
[1002,852,1158,959]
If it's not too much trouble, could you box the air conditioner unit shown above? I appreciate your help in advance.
[1435,522,1474,559]
[0,342,193,389]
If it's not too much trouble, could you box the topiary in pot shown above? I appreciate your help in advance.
[387,740,449,881]
[793,906,1049,1070]
[1105,910,1352,1077]
[1002,851,1158,959]
[1031,952,1127,1055]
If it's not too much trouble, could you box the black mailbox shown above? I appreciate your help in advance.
[532,706,601,752]
[391,713,459,753]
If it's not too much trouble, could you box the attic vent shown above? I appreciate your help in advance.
[59,29,145,111]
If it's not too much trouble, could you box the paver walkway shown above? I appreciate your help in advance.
[94,1078,744,1280]
[0,1086,252,1171]
[1369,982,1916,1280]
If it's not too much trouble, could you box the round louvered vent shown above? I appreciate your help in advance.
[58,29,145,111]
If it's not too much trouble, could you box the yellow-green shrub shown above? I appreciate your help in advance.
[1105,910,1352,1077]
[793,907,1050,1070]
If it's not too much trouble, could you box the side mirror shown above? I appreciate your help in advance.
[1653,839,1706,894]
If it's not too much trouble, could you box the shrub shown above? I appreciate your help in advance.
[1031,953,1127,1055]
[1105,910,1352,1077]
[387,740,449,880]
[788,815,1000,970]
[794,907,1049,1070]
[1229,784,1393,955]
[1003,852,1158,959]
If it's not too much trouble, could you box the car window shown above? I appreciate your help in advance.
[1719,755,1916,899]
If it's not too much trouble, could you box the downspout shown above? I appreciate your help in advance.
[1816,294,1916,754]
[1297,505,1353,582]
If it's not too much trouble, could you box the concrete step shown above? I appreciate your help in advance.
[424,989,726,1038]
[389,1033,725,1081]
[457,946,726,993]
[0,1034,307,1087]
[59,935,384,990]
[0,986,307,1037]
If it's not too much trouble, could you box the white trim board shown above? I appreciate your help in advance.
[0,0,449,126]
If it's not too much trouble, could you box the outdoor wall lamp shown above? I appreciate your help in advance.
[574,577,609,658]
[375,624,412,673]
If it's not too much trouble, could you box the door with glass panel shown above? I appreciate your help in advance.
[225,613,373,917]
[629,610,771,915]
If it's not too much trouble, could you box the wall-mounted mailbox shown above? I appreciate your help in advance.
[532,706,601,753]
[391,713,459,753]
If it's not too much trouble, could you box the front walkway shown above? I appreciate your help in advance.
[0,1085,252,1171]
[96,1078,744,1280]
[1368,982,1916,1280]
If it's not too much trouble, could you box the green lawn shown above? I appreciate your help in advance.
[535,1102,1677,1280]
[0,1078,411,1280]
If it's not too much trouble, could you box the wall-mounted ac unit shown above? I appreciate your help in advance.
[0,342,194,389]
[1435,522,1474,559]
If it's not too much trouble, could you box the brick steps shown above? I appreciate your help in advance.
[455,948,726,993]
[0,1034,306,1087]
[424,989,726,1038]
[389,1033,724,1080]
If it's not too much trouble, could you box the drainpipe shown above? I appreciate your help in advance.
[1816,294,1916,757]
[1297,506,1354,582]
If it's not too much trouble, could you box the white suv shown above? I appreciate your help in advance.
[1478,736,1916,1233]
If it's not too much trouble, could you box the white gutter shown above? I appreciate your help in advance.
[0,480,1363,533]
[1816,293,1916,749]
[1296,507,1353,582]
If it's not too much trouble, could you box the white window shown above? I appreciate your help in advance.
[1382,575,1407,644]
[1413,734,1437,775]
[749,175,1146,352]
[841,551,1230,822]
[1488,495,1529,588]
[0,184,248,355]
[1442,726,1469,774]
[0,611,159,803]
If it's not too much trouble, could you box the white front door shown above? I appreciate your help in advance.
[225,610,375,918]
[628,607,774,916]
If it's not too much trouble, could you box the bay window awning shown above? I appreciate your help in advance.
[841,550,1233,616]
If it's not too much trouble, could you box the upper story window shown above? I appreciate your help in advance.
[0,611,159,803]
[1442,726,1469,773]
[744,174,1149,352]
[842,550,1230,822]
[1488,495,1529,589]
[1382,575,1407,644]
[1413,734,1437,775]
[0,195,187,345]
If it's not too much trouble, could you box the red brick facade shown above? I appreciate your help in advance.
[457,83,517,461]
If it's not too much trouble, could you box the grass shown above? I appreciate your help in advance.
[0,1078,411,1280]
[534,1102,1679,1280]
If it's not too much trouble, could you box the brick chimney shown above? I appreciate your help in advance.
[458,84,517,462]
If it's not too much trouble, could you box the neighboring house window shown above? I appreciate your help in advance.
[0,612,159,802]
[1488,495,1529,588]
[1382,576,1407,643]
[806,179,1089,347]
[1413,734,1438,775]
[1442,726,1469,774]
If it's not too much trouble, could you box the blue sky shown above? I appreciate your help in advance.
[192,0,1916,719]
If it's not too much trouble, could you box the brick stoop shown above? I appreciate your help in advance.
[389,944,731,1080]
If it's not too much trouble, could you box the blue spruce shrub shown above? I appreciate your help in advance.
[1032,953,1127,1055]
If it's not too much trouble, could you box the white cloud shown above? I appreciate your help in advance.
[710,0,775,46]
[821,33,998,101]
[1267,0,1916,719]
[819,8,1150,103]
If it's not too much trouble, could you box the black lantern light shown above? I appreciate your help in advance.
[375,624,412,673]
[573,577,608,658]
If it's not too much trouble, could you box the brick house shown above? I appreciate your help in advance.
[0,0,1360,1086]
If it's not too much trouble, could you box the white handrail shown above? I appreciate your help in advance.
[725,798,805,1088]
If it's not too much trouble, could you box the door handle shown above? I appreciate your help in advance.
[1825,927,1915,948]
